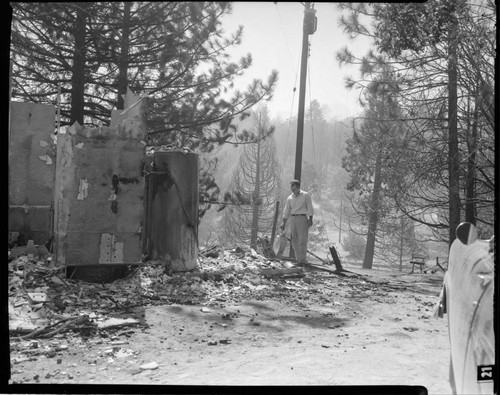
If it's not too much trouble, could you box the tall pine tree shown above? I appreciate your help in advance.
[221,106,281,248]
[10,2,278,151]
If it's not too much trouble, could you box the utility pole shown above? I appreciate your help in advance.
[293,2,317,182]
[288,2,317,261]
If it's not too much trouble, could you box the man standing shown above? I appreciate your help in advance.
[280,180,314,266]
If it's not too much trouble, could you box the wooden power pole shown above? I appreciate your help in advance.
[288,2,317,260]
[294,2,317,182]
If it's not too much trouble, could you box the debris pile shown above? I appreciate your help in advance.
[8,251,148,338]
[8,243,312,340]
[8,239,447,385]
[9,240,442,343]
[130,245,308,305]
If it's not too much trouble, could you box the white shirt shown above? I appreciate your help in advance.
[283,190,314,220]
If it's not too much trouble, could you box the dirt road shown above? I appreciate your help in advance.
[8,261,453,393]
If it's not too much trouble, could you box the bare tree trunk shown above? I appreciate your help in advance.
[270,201,280,247]
[363,150,383,269]
[117,2,131,110]
[399,215,404,272]
[70,2,88,125]
[465,78,479,225]
[250,138,261,249]
[447,18,461,246]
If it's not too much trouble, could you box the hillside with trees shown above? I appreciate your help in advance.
[335,0,495,268]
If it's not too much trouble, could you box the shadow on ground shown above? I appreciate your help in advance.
[153,302,351,332]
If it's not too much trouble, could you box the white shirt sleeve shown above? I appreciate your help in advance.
[283,196,291,220]
[306,193,314,217]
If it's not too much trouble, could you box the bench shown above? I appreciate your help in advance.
[410,254,426,273]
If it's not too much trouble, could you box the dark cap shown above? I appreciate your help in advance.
[290,179,300,187]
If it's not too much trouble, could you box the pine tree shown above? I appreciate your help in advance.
[342,71,407,269]
[336,0,495,244]
[221,106,281,248]
[10,2,278,151]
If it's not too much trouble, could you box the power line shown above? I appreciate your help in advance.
[274,3,301,190]
[307,52,318,173]
[306,50,331,246]
[274,3,300,77]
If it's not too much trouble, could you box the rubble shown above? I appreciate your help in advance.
[139,361,159,370]
[9,239,425,367]
[8,243,306,341]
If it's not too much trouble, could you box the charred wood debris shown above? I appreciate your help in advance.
[8,236,406,362]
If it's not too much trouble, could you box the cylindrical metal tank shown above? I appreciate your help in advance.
[143,150,199,271]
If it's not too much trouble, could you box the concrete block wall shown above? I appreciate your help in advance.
[9,102,56,245]
[54,92,147,267]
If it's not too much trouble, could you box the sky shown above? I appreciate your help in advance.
[220,2,374,120]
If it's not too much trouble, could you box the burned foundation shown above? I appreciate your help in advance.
[9,90,199,282]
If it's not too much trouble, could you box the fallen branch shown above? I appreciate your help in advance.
[41,316,90,338]
[18,315,89,340]
[436,261,447,272]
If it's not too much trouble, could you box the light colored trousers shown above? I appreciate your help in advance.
[290,215,309,263]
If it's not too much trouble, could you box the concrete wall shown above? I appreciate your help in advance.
[54,92,147,267]
[9,102,56,245]
[10,92,176,272]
